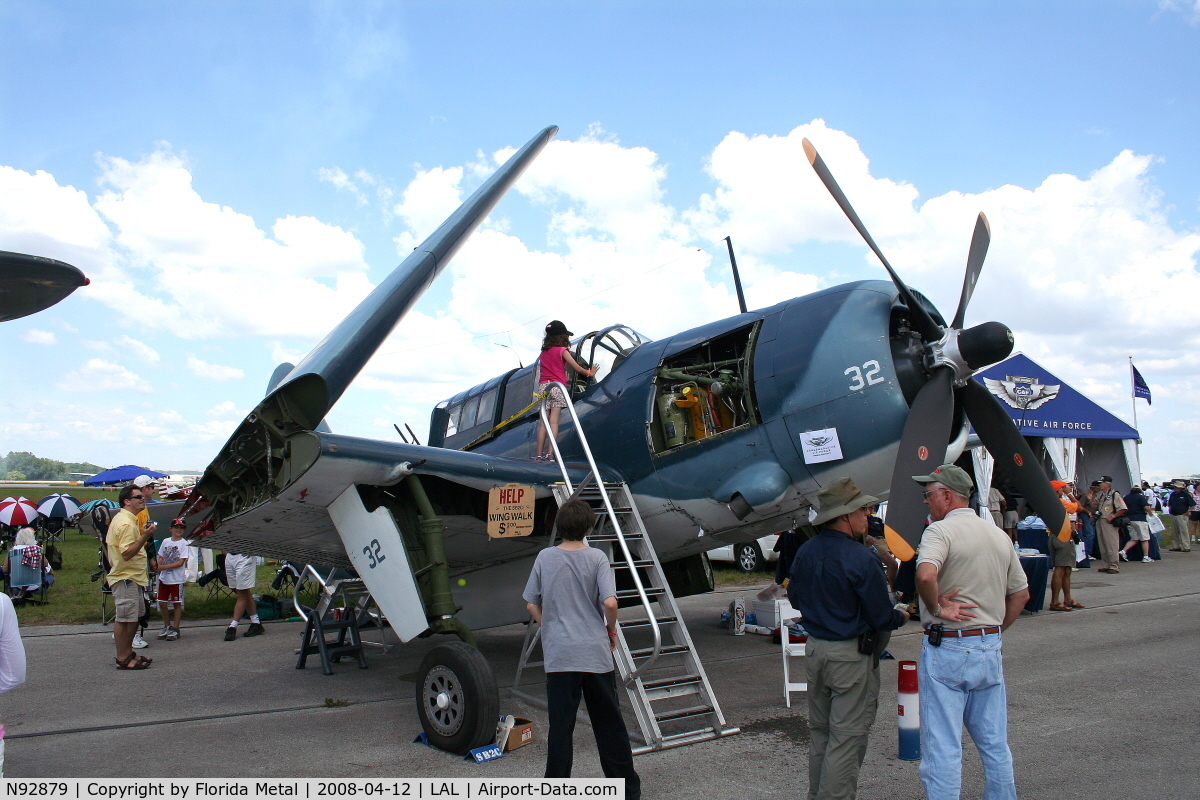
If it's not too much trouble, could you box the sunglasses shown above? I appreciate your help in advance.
[129,494,145,500]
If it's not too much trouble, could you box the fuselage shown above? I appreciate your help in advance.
[431,279,960,563]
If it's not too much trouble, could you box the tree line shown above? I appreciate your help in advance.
[0,451,103,481]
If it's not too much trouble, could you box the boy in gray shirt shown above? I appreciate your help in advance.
[523,499,641,800]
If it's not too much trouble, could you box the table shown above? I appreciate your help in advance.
[1019,554,1050,613]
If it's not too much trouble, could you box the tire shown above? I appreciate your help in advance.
[734,542,764,573]
[416,642,499,754]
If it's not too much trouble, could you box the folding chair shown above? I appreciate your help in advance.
[197,553,235,600]
[7,546,50,606]
[779,598,807,707]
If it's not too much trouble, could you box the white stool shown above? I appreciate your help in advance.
[779,599,807,707]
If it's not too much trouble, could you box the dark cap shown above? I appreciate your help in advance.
[1090,480,1101,488]
[170,517,186,528]
[545,320,573,337]
[1097,475,1114,484]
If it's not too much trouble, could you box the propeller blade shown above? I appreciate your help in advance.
[950,213,990,329]
[958,379,1072,541]
[883,367,956,561]
[272,125,558,428]
[802,138,943,342]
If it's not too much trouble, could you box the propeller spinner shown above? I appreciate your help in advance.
[802,139,1072,559]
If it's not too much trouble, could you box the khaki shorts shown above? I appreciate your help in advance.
[1127,521,1151,542]
[112,580,146,623]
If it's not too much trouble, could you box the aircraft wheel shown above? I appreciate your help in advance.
[735,542,764,573]
[416,642,499,754]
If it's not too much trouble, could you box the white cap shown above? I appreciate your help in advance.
[133,475,153,487]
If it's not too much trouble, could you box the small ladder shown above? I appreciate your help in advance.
[294,566,392,654]
[511,381,738,753]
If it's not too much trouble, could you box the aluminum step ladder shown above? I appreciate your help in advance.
[511,381,739,754]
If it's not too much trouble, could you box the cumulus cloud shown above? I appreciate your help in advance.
[114,335,160,363]
[19,329,56,345]
[56,358,153,393]
[88,146,374,339]
[186,357,245,382]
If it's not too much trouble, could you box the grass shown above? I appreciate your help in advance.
[10,527,290,627]
[713,565,776,587]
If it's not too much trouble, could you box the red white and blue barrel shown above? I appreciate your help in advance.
[897,659,920,760]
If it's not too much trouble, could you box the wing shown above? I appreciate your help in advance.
[0,251,88,322]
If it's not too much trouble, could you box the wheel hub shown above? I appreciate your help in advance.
[422,665,464,736]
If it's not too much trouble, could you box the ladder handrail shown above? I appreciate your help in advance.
[538,381,663,681]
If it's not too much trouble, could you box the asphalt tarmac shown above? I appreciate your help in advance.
[3,552,1197,799]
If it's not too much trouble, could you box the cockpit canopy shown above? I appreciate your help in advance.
[428,325,649,450]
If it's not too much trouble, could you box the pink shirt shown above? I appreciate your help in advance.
[538,346,568,386]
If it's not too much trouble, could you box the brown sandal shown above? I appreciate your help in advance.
[1049,604,1073,612]
[1067,601,1085,609]
[115,653,150,670]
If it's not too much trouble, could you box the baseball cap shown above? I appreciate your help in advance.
[912,464,974,498]
[545,320,573,337]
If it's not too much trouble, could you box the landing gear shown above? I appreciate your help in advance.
[416,642,499,754]
[734,542,764,573]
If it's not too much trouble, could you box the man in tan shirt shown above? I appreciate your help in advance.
[912,464,1029,800]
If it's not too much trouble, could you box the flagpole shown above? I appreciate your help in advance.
[1130,356,1142,487]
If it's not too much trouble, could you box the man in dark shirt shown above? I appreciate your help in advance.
[788,477,910,800]
[1120,487,1154,562]
[1167,483,1196,551]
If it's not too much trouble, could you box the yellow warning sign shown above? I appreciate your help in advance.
[487,483,535,538]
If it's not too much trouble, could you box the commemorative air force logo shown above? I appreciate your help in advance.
[983,374,1061,411]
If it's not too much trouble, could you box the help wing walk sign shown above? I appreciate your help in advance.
[487,483,535,538]
[800,427,844,464]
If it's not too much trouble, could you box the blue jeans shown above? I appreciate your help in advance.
[1079,515,1096,562]
[919,633,1017,800]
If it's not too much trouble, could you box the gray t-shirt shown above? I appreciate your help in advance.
[522,545,616,673]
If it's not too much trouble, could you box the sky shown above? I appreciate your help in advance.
[1,1,1198,479]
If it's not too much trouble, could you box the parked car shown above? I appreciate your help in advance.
[707,534,781,573]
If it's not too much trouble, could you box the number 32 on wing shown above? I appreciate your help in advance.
[845,360,884,392]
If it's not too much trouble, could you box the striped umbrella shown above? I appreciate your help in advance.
[0,497,40,527]
[37,493,82,519]
[78,498,119,512]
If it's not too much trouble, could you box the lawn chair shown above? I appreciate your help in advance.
[197,552,235,600]
[6,544,51,606]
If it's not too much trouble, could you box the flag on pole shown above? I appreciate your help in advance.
[1131,363,1152,405]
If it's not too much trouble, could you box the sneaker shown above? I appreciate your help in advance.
[156,627,172,640]
[1119,551,1129,562]
[132,633,148,649]
[224,626,238,641]
[1142,556,1154,562]
[165,627,180,641]
[244,622,265,637]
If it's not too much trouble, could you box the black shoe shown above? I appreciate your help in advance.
[224,626,237,641]
[244,622,265,637]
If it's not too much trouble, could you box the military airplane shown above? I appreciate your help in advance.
[179,125,1070,753]
[0,251,88,322]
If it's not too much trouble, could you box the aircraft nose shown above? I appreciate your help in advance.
[957,321,1014,371]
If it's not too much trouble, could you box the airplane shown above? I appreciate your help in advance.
[0,251,88,322]
[178,125,1071,754]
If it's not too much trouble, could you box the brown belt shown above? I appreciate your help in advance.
[924,626,1002,637]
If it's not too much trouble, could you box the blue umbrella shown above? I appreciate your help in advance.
[37,494,82,519]
[83,465,167,487]
[78,498,119,512]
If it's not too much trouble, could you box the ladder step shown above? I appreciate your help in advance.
[628,644,691,659]
[654,705,715,723]
[616,587,665,601]
[641,673,702,692]
[588,532,644,542]
[611,560,656,570]
[619,615,678,630]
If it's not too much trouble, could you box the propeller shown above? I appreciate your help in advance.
[0,251,88,323]
[802,138,1072,556]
